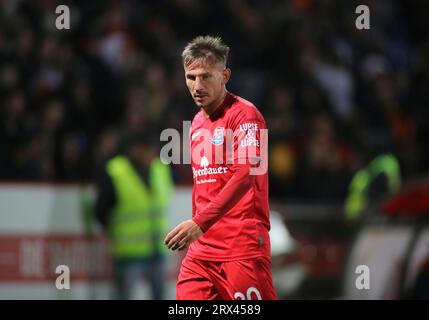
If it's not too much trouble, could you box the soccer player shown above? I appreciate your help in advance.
[164,36,278,300]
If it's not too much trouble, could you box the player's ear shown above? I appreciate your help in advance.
[222,68,231,85]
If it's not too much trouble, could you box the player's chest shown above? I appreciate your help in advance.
[190,119,229,148]
[190,119,231,165]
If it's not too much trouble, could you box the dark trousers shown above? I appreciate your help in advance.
[113,256,166,300]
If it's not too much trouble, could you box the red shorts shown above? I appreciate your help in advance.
[176,255,278,300]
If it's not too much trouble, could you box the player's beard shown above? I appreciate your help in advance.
[195,96,214,113]
[198,90,226,115]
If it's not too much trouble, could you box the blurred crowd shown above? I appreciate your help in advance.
[1,0,428,200]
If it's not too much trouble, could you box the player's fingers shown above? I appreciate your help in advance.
[168,232,186,249]
[178,241,189,251]
[175,236,188,251]
[174,241,187,251]
[164,225,181,245]
[171,232,190,250]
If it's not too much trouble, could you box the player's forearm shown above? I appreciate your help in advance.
[192,164,254,231]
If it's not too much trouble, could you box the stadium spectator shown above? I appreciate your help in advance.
[0,0,427,201]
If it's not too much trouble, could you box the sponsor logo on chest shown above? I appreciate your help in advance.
[192,155,228,184]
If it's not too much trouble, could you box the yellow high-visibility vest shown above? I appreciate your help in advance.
[345,154,401,220]
[106,155,173,258]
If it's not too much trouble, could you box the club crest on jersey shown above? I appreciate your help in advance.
[212,126,224,145]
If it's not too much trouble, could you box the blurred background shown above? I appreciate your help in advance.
[1,0,429,299]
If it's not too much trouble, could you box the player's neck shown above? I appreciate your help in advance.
[202,90,228,117]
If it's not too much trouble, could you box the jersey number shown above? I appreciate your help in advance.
[234,287,262,300]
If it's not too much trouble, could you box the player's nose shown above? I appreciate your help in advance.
[194,77,205,91]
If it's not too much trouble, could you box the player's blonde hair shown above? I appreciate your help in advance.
[182,36,230,67]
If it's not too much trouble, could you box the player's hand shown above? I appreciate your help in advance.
[164,220,203,251]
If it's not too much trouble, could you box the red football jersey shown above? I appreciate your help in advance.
[187,92,271,261]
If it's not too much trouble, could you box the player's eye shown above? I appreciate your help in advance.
[186,75,196,81]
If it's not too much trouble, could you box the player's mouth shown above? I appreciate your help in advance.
[194,94,208,102]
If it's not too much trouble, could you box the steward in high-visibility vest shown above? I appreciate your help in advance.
[345,153,401,220]
[106,155,173,259]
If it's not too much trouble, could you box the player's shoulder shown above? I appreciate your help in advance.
[228,93,265,122]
